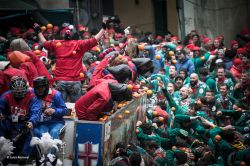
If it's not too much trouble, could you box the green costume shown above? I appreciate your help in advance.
[215,94,237,110]
[194,52,210,72]
[204,75,218,94]
[215,78,235,96]
[185,81,209,99]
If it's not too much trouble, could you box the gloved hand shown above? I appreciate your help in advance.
[34,23,41,34]
[102,22,107,30]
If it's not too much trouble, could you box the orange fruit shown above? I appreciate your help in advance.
[124,110,130,114]
[140,80,146,85]
[80,73,84,78]
[117,103,123,108]
[143,87,149,92]
[237,108,242,112]
[152,111,158,116]
[118,114,123,119]
[158,116,164,122]
[99,118,104,122]
[56,42,62,47]
[200,56,205,61]
[240,161,246,166]
[47,24,53,29]
[41,26,46,31]
[146,90,153,96]
[127,84,133,90]
[172,146,177,150]
[215,135,221,141]
[133,92,140,98]
[138,44,144,51]
[157,77,161,81]
[155,55,161,60]
[118,54,123,60]
[103,115,108,121]
[172,60,177,64]
[180,147,186,152]
[34,50,41,55]
[169,51,174,56]
[171,107,176,111]
[72,51,76,55]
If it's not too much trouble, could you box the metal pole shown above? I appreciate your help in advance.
[76,0,80,25]
[177,0,186,40]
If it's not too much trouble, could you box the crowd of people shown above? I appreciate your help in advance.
[0,15,250,165]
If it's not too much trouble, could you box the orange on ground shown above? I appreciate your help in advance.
[124,110,130,114]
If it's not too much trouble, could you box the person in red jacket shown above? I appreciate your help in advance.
[9,38,54,85]
[35,23,106,102]
[230,58,243,81]
[75,79,132,121]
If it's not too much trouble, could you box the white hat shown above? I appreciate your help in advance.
[215,58,223,64]
[0,61,10,70]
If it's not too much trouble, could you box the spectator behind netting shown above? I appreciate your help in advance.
[35,22,106,102]
[236,27,250,47]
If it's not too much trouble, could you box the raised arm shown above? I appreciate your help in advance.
[34,23,47,44]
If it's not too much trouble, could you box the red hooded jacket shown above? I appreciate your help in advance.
[75,79,117,121]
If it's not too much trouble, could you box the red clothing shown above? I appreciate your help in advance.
[75,79,117,121]
[89,57,115,89]
[43,38,98,81]
[230,65,242,81]
[19,62,39,87]
[25,51,53,85]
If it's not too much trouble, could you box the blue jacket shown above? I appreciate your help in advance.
[176,58,195,76]
[144,45,164,74]
[0,89,42,126]
[36,89,68,123]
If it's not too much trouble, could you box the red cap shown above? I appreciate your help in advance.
[10,27,21,36]
[193,46,200,51]
[233,58,242,66]
[237,48,247,55]
[240,27,250,35]
[186,44,195,50]
[156,35,163,40]
[32,43,39,50]
[108,28,115,34]
[231,40,238,47]
[53,26,59,32]
[203,38,212,44]
[214,38,220,42]
[154,106,169,120]
[171,36,178,41]
[115,33,122,39]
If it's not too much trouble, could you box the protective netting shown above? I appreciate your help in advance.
[183,0,250,47]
